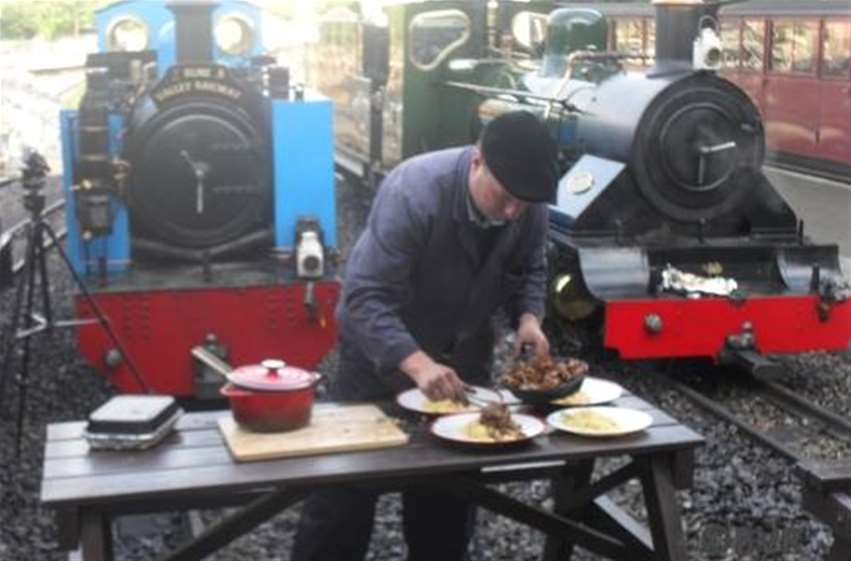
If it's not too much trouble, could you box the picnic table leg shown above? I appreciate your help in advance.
[543,459,595,561]
[640,454,688,561]
[79,509,113,561]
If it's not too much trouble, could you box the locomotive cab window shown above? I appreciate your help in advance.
[214,13,256,56]
[106,16,149,52]
[771,20,817,74]
[511,11,548,52]
[408,10,470,71]
[822,20,851,80]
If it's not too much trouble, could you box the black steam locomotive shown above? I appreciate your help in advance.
[312,0,849,369]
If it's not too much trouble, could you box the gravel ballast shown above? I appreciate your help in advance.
[1,176,849,560]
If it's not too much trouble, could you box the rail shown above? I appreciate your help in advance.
[660,371,851,464]
[1,198,67,276]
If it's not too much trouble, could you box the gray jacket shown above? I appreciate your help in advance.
[333,146,547,401]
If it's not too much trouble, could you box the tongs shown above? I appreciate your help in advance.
[461,384,503,408]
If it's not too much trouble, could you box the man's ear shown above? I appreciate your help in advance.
[470,147,483,170]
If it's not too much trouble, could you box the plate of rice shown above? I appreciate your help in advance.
[431,408,545,446]
[550,377,624,407]
[546,406,652,437]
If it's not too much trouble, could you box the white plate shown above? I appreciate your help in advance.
[396,387,519,415]
[549,377,624,407]
[547,406,653,437]
[396,388,477,415]
[431,412,545,445]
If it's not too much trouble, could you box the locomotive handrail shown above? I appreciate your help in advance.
[443,81,585,114]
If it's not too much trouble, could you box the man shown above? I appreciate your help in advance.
[292,111,560,561]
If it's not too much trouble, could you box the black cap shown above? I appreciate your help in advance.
[480,111,559,203]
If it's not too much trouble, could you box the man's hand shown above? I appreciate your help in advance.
[400,350,466,401]
[515,313,550,358]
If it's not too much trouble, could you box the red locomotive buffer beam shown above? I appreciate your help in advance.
[74,282,340,396]
[605,295,850,360]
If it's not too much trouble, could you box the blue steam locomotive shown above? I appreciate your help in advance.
[61,0,340,397]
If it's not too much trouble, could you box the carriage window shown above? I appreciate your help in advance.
[822,20,851,79]
[615,18,644,55]
[408,10,470,71]
[721,20,740,69]
[614,18,645,66]
[645,19,656,63]
[771,20,817,74]
[741,19,764,72]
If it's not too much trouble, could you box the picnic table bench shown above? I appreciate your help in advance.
[41,391,703,561]
[797,459,851,561]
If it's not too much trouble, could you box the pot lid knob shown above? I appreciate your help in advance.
[261,359,286,374]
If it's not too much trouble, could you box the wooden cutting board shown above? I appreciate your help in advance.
[218,404,409,462]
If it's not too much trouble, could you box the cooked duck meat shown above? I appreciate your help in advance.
[500,354,588,390]
[479,403,522,440]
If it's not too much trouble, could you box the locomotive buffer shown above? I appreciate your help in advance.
[0,150,150,456]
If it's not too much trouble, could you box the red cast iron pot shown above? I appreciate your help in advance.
[221,359,323,432]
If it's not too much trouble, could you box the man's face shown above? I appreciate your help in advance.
[469,149,528,222]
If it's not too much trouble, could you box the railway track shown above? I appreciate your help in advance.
[1,197,66,278]
[661,366,851,558]
[661,369,851,463]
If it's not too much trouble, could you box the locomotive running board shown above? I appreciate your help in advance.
[603,294,850,360]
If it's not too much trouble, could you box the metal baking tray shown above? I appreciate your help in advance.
[84,395,183,451]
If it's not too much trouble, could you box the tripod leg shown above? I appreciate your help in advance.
[13,224,43,455]
[0,223,37,412]
[36,223,52,327]
[15,330,33,458]
[40,223,151,393]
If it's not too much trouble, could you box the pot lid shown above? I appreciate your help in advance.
[228,359,317,391]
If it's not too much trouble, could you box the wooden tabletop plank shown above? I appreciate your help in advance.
[41,423,702,506]
[45,397,673,445]
[44,392,651,441]
[45,410,230,442]
[44,445,233,479]
[44,418,689,480]
[43,400,677,465]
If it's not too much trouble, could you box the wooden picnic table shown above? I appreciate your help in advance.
[40,392,703,561]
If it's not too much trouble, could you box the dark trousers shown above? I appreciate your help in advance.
[292,485,476,561]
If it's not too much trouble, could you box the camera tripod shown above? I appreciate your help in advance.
[0,150,150,456]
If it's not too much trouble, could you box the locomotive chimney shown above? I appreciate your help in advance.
[651,0,721,72]
[167,1,219,63]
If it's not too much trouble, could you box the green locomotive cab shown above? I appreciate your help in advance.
[309,0,564,187]
[539,8,610,79]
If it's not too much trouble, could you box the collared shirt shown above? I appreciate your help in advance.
[466,182,506,229]
[335,146,547,401]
